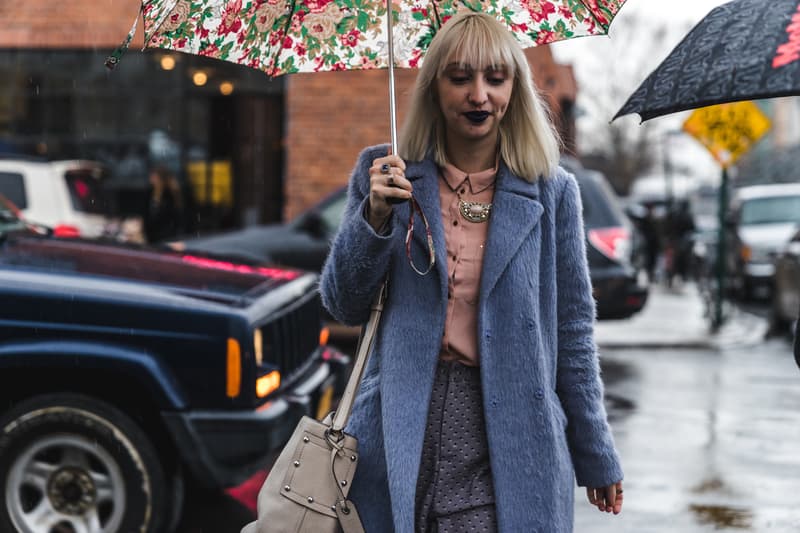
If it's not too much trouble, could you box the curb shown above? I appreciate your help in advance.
[596,308,768,351]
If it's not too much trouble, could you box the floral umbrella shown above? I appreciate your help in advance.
[109,0,626,148]
[136,0,624,74]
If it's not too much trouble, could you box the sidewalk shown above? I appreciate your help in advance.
[594,282,769,350]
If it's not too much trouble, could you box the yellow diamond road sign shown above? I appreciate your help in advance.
[683,101,771,168]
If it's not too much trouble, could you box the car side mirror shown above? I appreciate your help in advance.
[298,211,326,238]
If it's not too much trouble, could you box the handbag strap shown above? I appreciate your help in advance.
[330,279,388,433]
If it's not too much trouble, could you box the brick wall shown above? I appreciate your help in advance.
[0,0,143,49]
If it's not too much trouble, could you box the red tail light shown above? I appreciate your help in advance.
[53,224,81,238]
[588,227,630,262]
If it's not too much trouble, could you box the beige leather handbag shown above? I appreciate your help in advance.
[241,282,387,533]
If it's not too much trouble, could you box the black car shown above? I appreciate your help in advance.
[0,201,347,532]
[184,162,648,320]
[567,163,649,319]
[772,227,800,333]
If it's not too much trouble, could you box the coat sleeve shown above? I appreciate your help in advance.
[319,145,397,325]
[553,171,624,488]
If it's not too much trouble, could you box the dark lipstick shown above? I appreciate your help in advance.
[464,111,490,124]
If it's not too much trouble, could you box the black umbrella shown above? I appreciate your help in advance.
[615,0,800,122]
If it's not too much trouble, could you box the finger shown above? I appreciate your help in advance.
[372,155,406,174]
[374,184,412,201]
[586,488,596,505]
[613,483,623,515]
[604,486,616,512]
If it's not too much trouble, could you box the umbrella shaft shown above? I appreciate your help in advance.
[387,0,398,154]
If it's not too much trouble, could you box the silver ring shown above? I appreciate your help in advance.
[380,163,391,174]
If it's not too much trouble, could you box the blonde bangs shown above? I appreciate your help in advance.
[438,15,517,76]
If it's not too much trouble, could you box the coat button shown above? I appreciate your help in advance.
[535,390,545,400]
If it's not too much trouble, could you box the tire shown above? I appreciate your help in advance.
[0,393,169,533]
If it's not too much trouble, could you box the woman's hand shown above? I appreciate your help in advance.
[368,155,412,231]
[587,481,623,515]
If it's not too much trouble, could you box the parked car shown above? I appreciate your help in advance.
[727,183,800,300]
[772,227,800,332]
[0,198,347,532]
[567,163,649,319]
[184,161,648,320]
[0,157,113,238]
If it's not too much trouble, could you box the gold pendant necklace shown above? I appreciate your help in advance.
[458,199,492,223]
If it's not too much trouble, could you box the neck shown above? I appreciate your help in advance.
[445,137,498,173]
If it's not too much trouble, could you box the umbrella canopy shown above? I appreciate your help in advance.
[615,0,800,122]
[140,0,625,75]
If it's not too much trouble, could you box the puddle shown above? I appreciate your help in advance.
[691,477,734,496]
[689,504,753,530]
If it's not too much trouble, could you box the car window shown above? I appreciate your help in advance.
[740,195,800,225]
[64,170,107,214]
[318,191,346,234]
[577,174,624,228]
[0,172,28,209]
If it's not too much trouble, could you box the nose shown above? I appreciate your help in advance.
[468,78,488,106]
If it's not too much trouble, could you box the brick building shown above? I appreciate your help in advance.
[0,0,577,226]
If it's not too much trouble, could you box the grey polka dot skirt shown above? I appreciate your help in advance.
[415,361,497,533]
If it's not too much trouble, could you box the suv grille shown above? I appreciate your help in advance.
[260,290,321,379]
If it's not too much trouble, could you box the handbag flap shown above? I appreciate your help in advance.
[280,420,359,518]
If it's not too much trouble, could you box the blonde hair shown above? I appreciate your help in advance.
[399,11,561,181]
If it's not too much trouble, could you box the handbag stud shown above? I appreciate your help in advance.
[284,485,291,492]
[294,461,301,467]
[308,497,314,503]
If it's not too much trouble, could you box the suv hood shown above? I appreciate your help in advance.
[0,235,306,308]
[739,223,798,251]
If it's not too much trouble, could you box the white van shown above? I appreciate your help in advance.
[0,158,111,238]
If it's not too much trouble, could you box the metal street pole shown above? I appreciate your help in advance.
[714,167,729,330]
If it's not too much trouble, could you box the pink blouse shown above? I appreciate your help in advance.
[438,161,497,367]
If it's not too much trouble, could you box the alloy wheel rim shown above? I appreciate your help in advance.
[6,434,126,533]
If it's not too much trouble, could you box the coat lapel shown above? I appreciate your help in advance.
[480,163,544,297]
[405,158,448,299]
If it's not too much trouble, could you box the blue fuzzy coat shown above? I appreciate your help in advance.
[319,145,623,533]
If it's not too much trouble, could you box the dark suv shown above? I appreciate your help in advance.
[184,161,648,320]
[0,201,347,532]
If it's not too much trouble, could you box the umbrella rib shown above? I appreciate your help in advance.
[270,0,298,76]
[431,0,442,30]
[577,1,610,34]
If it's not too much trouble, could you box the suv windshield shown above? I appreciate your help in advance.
[740,195,800,225]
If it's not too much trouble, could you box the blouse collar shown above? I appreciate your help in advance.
[440,158,499,194]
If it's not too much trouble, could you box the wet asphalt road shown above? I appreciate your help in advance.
[576,335,800,532]
[180,326,800,532]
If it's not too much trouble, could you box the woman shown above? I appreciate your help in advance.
[143,165,184,244]
[320,11,623,533]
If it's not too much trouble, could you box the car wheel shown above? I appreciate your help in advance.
[0,393,168,533]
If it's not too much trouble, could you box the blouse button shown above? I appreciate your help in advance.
[460,188,466,194]
[453,220,458,226]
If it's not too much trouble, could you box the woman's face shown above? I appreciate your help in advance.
[435,62,513,148]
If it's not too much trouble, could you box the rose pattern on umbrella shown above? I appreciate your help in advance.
[143,0,624,76]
